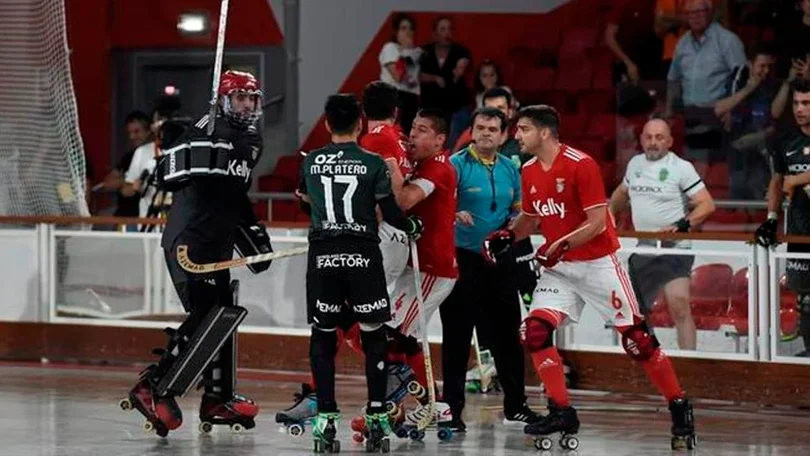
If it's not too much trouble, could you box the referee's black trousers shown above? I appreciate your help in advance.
[440,247,528,416]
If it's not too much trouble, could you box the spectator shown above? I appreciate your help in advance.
[771,54,810,122]
[453,87,519,157]
[605,0,665,86]
[102,111,151,217]
[474,60,511,108]
[667,0,746,170]
[655,0,688,72]
[378,13,422,134]
[775,0,810,78]
[715,43,778,199]
[419,16,472,147]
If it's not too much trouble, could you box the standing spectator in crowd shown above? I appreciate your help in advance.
[442,107,540,427]
[378,13,422,134]
[775,0,810,79]
[610,117,716,350]
[656,0,688,71]
[102,111,152,217]
[605,0,665,86]
[419,16,472,148]
[715,43,779,199]
[771,54,810,122]
[667,0,746,171]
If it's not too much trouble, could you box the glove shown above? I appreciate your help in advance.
[482,229,516,265]
[234,223,274,274]
[755,217,779,247]
[404,215,424,240]
[673,218,691,233]
[535,241,570,269]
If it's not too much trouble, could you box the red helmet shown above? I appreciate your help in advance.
[218,70,262,96]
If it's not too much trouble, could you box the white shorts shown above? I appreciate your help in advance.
[379,221,409,288]
[388,267,456,338]
[530,254,642,328]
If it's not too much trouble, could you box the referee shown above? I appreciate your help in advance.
[440,107,539,428]
[609,117,716,350]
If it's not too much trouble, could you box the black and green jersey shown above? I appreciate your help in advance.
[500,138,531,169]
[771,126,810,235]
[299,142,392,242]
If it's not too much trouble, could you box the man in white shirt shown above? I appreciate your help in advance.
[610,118,716,350]
[122,140,159,218]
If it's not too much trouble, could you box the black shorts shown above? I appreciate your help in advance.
[627,253,695,314]
[306,238,390,328]
[786,243,810,293]
[164,244,232,313]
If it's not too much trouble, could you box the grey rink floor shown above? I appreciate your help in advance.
[0,363,808,456]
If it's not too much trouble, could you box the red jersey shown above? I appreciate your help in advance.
[521,144,619,262]
[408,153,458,278]
[360,124,412,178]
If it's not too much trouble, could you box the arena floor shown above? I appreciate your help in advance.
[0,363,807,456]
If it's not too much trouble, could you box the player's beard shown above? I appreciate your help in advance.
[644,147,666,161]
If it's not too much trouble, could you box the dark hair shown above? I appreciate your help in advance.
[482,87,513,108]
[747,42,776,61]
[324,93,361,135]
[362,81,399,121]
[415,108,449,135]
[153,95,182,120]
[517,105,560,139]
[475,60,503,94]
[432,15,452,32]
[391,13,415,43]
[792,78,810,95]
[124,110,151,128]
[471,107,508,133]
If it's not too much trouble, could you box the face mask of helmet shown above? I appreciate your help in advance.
[221,91,263,129]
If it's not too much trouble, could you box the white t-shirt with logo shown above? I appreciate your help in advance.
[379,42,422,95]
[624,152,705,246]
[125,141,158,217]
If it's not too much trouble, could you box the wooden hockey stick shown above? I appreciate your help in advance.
[409,240,437,432]
[471,328,493,393]
[206,0,230,136]
[544,223,592,256]
[175,244,308,274]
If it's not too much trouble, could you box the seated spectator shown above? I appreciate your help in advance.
[378,13,422,134]
[102,111,152,217]
[474,60,512,109]
[667,0,746,171]
[715,43,778,200]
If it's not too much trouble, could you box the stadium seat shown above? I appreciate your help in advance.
[578,90,616,114]
[689,263,732,317]
[567,136,609,162]
[258,174,294,193]
[781,307,799,338]
[779,273,798,310]
[271,200,299,222]
[273,155,303,182]
[669,114,686,155]
[558,27,600,59]
[705,163,729,189]
[585,113,618,140]
[554,58,593,93]
[728,267,748,318]
[252,201,268,221]
[533,90,574,113]
[589,47,615,90]
[648,292,676,328]
[512,66,556,102]
[559,113,589,139]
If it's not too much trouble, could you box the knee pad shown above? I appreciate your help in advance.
[620,321,660,362]
[385,326,421,356]
[521,316,554,352]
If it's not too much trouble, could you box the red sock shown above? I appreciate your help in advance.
[531,347,570,407]
[640,348,684,402]
[406,351,428,389]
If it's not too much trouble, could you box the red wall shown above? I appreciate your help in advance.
[65,0,282,180]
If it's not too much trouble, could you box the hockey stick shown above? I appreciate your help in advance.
[545,223,592,256]
[175,244,308,274]
[206,0,230,136]
[471,328,493,393]
[409,240,437,432]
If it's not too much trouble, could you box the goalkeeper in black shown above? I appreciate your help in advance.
[756,78,810,357]
[296,93,422,450]
[121,71,272,436]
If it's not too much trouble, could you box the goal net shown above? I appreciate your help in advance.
[0,0,89,217]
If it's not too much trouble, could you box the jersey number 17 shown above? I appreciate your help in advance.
[321,175,358,223]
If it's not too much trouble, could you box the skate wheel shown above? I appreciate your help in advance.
[406,380,423,396]
[230,423,244,434]
[534,437,553,451]
[687,435,697,450]
[329,440,341,453]
[143,421,154,433]
[409,429,425,441]
[314,439,325,453]
[118,398,132,411]
[395,427,409,439]
[198,421,213,434]
[288,423,304,437]
[381,438,390,453]
[561,436,579,450]
[385,401,399,416]
[365,439,374,452]
[437,428,452,441]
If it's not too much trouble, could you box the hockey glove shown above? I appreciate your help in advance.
[535,241,570,269]
[234,223,274,274]
[482,229,516,265]
[755,217,779,247]
[404,215,424,240]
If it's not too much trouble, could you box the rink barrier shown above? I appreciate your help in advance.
[0,215,809,406]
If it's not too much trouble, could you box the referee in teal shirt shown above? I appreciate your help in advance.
[439,107,538,425]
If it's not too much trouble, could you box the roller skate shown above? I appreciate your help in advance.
[351,363,419,443]
[524,402,580,451]
[363,412,393,453]
[669,397,697,450]
[275,383,317,437]
[394,401,454,441]
[198,392,258,434]
[118,365,182,437]
[465,350,500,393]
[312,411,341,453]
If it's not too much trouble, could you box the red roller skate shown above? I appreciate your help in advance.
[198,392,259,434]
[118,366,182,437]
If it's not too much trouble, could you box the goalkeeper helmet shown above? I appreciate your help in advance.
[218,70,263,129]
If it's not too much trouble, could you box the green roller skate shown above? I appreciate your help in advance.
[364,412,392,453]
[312,412,341,453]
